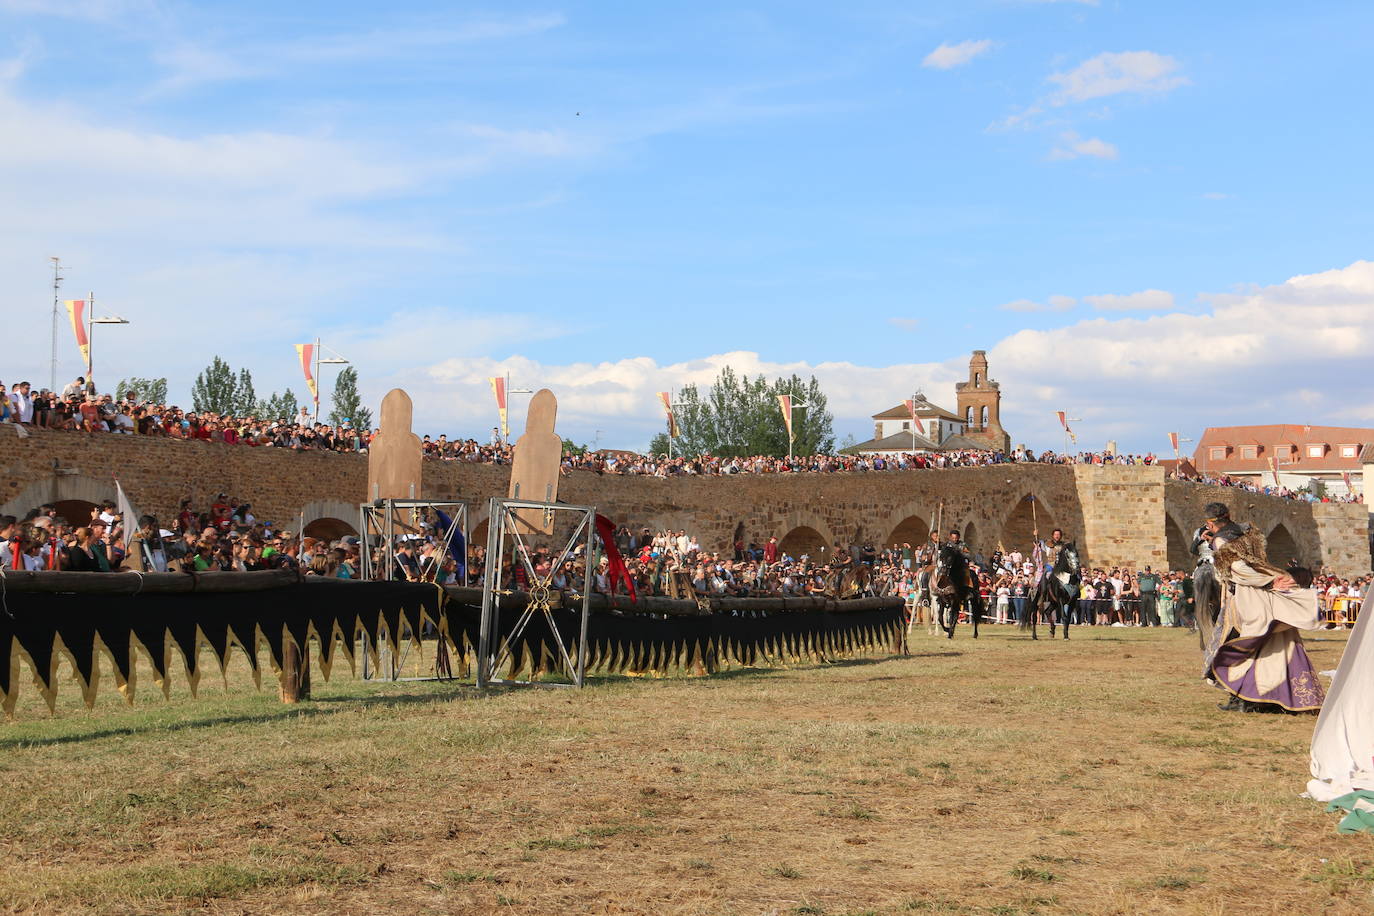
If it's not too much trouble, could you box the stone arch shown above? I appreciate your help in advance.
[964,521,980,551]
[1268,522,1299,566]
[300,499,360,539]
[0,474,117,522]
[999,494,1057,554]
[303,517,358,541]
[778,526,828,561]
[470,518,490,549]
[1165,514,1190,571]
[887,515,930,550]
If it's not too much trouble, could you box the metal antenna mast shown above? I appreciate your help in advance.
[49,257,64,392]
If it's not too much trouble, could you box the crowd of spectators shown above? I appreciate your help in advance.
[2,377,1362,513]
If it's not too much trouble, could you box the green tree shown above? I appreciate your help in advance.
[258,388,300,421]
[561,437,589,456]
[670,368,835,458]
[190,356,237,415]
[327,366,372,429]
[648,432,670,455]
[115,376,168,404]
[234,369,258,417]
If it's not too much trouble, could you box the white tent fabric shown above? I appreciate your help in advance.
[1307,609,1374,802]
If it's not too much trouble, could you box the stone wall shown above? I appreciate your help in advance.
[1163,480,1370,575]
[1,425,1367,575]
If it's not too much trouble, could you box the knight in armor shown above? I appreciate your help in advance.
[1199,502,1324,713]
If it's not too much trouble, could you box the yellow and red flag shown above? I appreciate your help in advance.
[64,299,90,378]
[658,391,679,438]
[778,394,794,442]
[295,344,318,407]
[1269,455,1281,488]
[1343,471,1354,492]
[489,377,508,439]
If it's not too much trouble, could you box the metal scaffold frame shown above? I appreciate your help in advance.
[476,496,597,689]
[357,498,470,680]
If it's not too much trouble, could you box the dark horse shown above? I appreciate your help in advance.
[1024,541,1081,640]
[932,543,984,639]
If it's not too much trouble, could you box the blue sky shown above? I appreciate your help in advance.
[2,0,1372,453]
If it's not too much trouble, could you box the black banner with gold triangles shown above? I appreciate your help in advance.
[0,571,904,713]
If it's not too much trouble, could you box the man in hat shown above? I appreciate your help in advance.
[1200,501,1323,713]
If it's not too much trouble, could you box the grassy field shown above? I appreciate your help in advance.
[1,624,1371,915]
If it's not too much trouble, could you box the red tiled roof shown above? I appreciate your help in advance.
[1192,424,1374,473]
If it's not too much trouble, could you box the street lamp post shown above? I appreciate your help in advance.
[786,398,810,461]
[502,372,535,446]
[311,337,350,423]
[87,292,130,392]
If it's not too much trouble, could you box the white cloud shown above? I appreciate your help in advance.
[377,260,1374,452]
[1000,294,1076,312]
[0,0,148,19]
[1048,51,1188,104]
[149,15,568,93]
[1082,289,1174,311]
[922,39,993,71]
[1202,191,1230,200]
[989,260,1374,445]
[1049,131,1118,160]
[994,50,1186,133]
[888,317,920,331]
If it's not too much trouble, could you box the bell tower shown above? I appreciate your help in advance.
[954,350,1010,451]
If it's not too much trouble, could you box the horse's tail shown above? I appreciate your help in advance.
[1019,584,1038,631]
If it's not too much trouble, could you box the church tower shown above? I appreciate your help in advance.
[954,350,1010,451]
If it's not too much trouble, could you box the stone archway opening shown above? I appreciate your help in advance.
[470,519,490,549]
[51,499,99,528]
[1165,516,1190,571]
[303,517,358,542]
[887,515,930,550]
[1000,495,1055,554]
[963,521,980,552]
[1268,523,1299,566]
[778,525,827,561]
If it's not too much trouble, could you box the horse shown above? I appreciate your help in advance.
[828,562,874,598]
[1024,541,1081,640]
[931,543,984,639]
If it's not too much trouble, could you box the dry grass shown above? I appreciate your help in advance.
[1,626,1372,914]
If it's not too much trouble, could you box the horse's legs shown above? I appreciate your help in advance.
[1061,598,1071,639]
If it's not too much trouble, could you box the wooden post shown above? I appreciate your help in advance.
[279,633,312,703]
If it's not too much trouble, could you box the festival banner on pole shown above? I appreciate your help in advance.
[1269,456,1282,488]
[63,299,90,378]
[904,399,925,436]
[1057,410,1076,444]
[658,391,680,438]
[489,377,509,439]
[295,344,318,407]
[1168,431,1180,456]
[1343,470,1354,493]
[778,394,794,442]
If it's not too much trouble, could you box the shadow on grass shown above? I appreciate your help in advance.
[0,688,478,751]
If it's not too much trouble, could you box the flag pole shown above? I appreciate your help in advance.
[313,336,321,423]
[87,290,95,392]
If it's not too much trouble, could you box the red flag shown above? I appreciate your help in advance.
[1343,471,1354,492]
[64,299,90,378]
[594,514,637,602]
[1168,432,1180,455]
[658,391,679,438]
[1056,410,1068,430]
[489,377,508,438]
[778,394,794,441]
[904,398,925,436]
[1269,456,1281,487]
[295,344,318,407]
